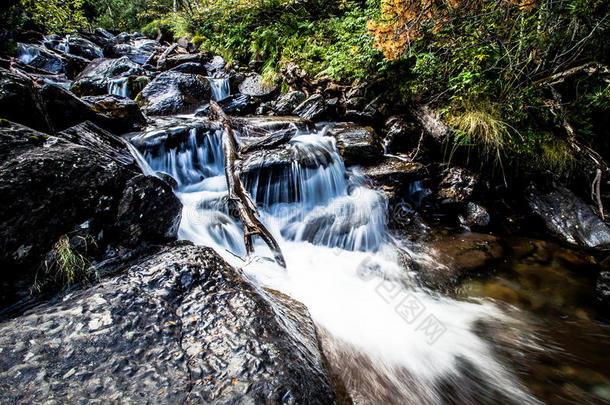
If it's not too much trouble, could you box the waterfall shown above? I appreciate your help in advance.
[17,43,39,65]
[107,78,129,98]
[207,77,231,101]
[128,119,542,405]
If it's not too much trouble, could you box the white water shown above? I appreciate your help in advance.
[17,43,39,65]
[207,77,231,101]
[128,120,541,404]
[107,77,129,98]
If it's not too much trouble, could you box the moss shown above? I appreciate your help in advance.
[0,118,10,127]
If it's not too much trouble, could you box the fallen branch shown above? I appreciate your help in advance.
[209,101,286,268]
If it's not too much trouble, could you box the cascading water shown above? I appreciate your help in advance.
[107,77,129,98]
[207,77,231,101]
[128,118,543,404]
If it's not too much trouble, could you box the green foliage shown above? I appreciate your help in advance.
[21,0,88,32]
[43,234,97,290]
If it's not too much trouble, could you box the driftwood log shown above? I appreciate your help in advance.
[210,101,287,268]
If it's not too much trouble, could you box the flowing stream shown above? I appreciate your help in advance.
[128,118,548,404]
[206,77,231,101]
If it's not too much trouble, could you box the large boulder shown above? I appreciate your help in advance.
[0,121,136,269]
[325,123,383,166]
[526,183,610,249]
[137,71,211,116]
[64,35,104,60]
[238,72,276,97]
[70,57,146,97]
[82,94,148,133]
[39,84,111,132]
[0,68,52,133]
[0,121,182,304]
[0,245,338,404]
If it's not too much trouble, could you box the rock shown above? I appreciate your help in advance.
[525,183,610,249]
[82,94,148,133]
[411,104,453,145]
[64,35,104,60]
[361,156,427,191]
[238,73,276,97]
[205,55,226,76]
[0,245,338,404]
[39,84,110,132]
[177,36,196,52]
[344,97,381,124]
[459,202,490,229]
[16,43,64,73]
[423,233,504,288]
[169,62,206,74]
[326,123,383,166]
[383,116,421,153]
[436,167,478,205]
[108,38,160,65]
[115,175,182,246]
[0,68,53,133]
[0,121,138,283]
[156,172,179,189]
[241,115,315,135]
[137,71,211,116]
[158,52,208,71]
[596,270,610,315]
[293,93,327,120]
[95,27,115,40]
[273,90,306,115]
[70,57,145,97]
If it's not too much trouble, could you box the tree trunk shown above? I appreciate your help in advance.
[209,101,287,268]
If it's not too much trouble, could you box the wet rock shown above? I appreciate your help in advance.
[169,61,206,74]
[596,270,610,315]
[82,94,148,133]
[16,43,64,73]
[345,97,381,124]
[70,57,145,97]
[437,166,478,205]
[0,121,138,279]
[273,90,306,115]
[361,156,427,191]
[95,27,115,40]
[108,38,160,65]
[326,123,383,166]
[64,35,104,60]
[0,68,53,133]
[137,71,211,116]
[241,115,315,135]
[238,72,276,97]
[115,175,182,246]
[158,52,208,71]
[205,55,226,76]
[422,233,504,287]
[0,245,338,404]
[526,183,610,249]
[459,202,490,229]
[293,93,327,120]
[383,115,421,153]
[156,172,179,189]
[39,84,111,132]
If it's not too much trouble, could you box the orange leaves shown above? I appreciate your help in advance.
[367,0,436,60]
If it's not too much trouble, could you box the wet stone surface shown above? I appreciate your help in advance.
[0,245,337,404]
